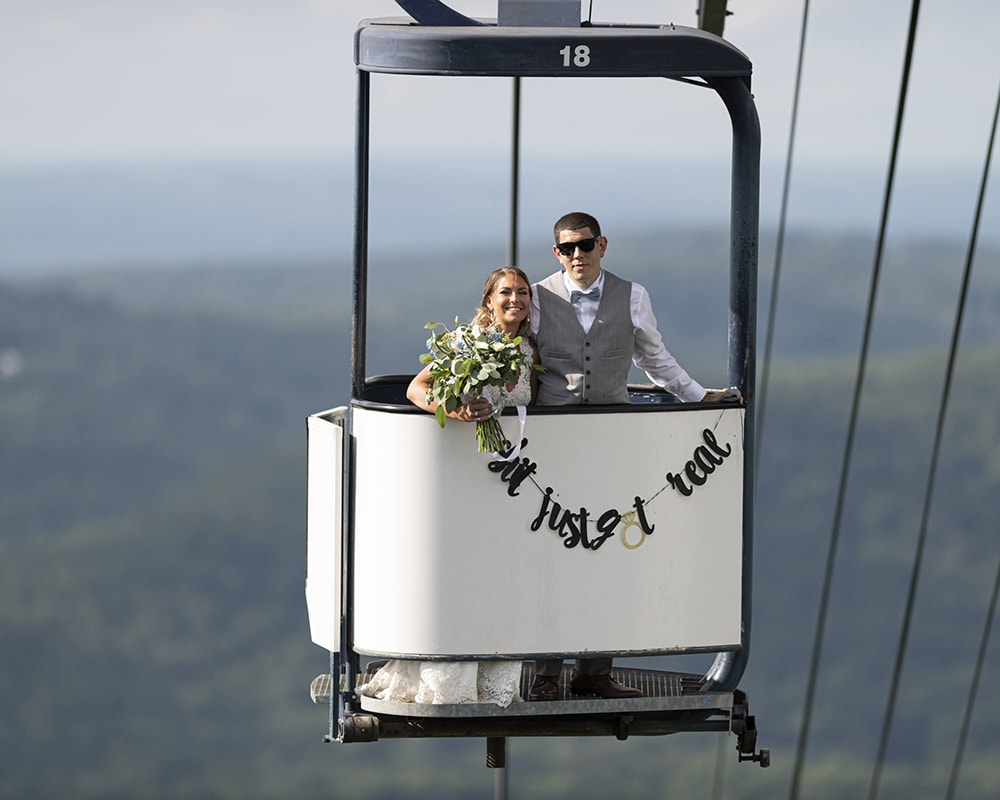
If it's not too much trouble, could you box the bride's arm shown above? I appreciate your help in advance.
[407,366,492,421]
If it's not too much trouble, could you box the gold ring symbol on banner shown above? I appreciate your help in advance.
[619,511,646,550]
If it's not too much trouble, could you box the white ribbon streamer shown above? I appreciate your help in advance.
[488,405,527,462]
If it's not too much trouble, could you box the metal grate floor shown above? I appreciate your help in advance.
[312,663,733,718]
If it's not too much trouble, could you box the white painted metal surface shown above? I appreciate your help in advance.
[348,404,744,658]
[306,408,346,651]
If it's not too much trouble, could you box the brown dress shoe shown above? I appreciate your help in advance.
[528,675,560,701]
[570,672,642,699]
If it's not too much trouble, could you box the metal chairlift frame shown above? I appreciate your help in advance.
[309,11,766,768]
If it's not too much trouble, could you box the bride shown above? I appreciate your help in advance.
[357,268,538,707]
[406,266,539,421]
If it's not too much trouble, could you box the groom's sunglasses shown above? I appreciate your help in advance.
[555,236,600,257]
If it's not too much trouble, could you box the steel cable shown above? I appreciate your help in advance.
[754,0,810,474]
[788,2,923,797]
[940,77,998,800]
[946,558,1000,800]
[868,55,998,800]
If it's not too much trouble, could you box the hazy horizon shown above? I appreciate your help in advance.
[3,155,995,276]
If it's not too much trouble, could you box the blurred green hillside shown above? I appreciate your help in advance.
[1,228,998,798]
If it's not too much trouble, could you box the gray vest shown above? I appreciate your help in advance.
[535,270,634,405]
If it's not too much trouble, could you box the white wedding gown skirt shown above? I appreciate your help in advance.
[356,659,523,707]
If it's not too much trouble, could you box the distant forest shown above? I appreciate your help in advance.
[1,227,998,798]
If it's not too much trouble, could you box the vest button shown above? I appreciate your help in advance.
[584,342,591,347]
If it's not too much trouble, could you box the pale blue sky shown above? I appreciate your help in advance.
[1,0,997,269]
[2,0,997,170]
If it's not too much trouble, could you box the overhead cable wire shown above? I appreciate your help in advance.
[946,557,1000,800]
[867,30,996,800]
[754,0,811,473]
[787,2,923,798]
[942,76,1000,800]
[727,3,809,798]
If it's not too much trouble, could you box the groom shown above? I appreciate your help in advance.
[526,211,733,701]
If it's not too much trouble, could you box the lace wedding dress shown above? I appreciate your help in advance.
[490,339,534,408]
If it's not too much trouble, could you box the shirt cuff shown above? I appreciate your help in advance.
[677,381,707,403]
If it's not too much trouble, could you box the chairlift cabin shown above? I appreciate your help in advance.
[306,2,768,769]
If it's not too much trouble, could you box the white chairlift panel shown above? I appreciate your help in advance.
[349,404,744,658]
[306,409,346,652]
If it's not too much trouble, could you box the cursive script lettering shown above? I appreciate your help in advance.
[529,489,617,550]
[487,431,732,552]
[665,427,734,498]
[487,438,537,497]
[528,490,653,550]
[632,496,655,536]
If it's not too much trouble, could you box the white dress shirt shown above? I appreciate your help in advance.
[530,269,706,402]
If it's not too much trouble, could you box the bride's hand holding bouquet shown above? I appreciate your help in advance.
[405,267,543,454]
[419,318,528,453]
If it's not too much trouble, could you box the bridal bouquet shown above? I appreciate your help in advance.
[420,318,529,453]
